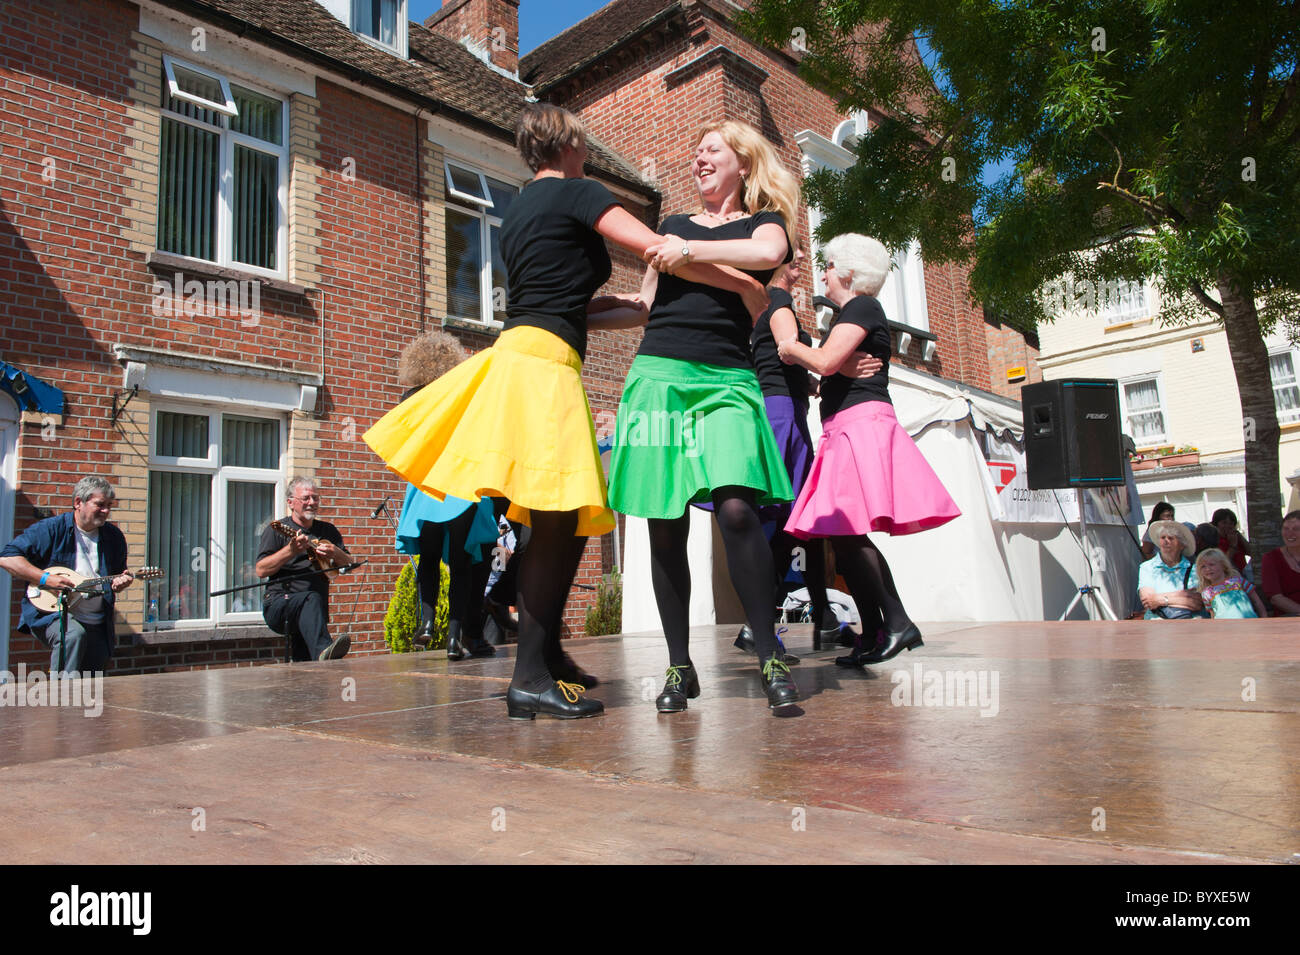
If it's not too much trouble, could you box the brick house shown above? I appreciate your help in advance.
[0,0,656,674]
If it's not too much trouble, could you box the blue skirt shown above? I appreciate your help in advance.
[394,484,499,563]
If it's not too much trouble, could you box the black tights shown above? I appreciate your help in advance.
[416,508,482,637]
[510,510,587,691]
[770,532,833,628]
[831,534,910,634]
[649,487,780,667]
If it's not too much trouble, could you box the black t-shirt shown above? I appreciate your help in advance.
[499,176,620,361]
[818,295,892,420]
[751,287,812,400]
[258,518,345,608]
[638,211,792,368]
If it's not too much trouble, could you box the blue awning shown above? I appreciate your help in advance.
[0,362,64,415]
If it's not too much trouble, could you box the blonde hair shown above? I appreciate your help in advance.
[398,330,467,389]
[1194,548,1236,582]
[516,103,586,173]
[695,120,799,246]
[822,233,891,296]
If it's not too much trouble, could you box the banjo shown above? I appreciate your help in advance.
[27,566,164,614]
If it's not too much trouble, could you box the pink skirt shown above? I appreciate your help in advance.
[784,400,960,539]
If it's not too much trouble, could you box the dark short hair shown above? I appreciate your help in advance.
[1210,508,1237,526]
[515,103,585,173]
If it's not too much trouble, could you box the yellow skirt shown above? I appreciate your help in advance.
[363,325,614,537]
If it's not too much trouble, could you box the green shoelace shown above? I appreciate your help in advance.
[663,665,691,688]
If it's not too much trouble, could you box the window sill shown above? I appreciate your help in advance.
[442,316,504,337]
[119,623,279,647]
[146,251,310,297]
[1104,317,1155,331]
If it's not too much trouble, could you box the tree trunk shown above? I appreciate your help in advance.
[1217,271,1283,552]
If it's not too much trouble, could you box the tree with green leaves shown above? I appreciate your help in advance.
[739,0,1300,548]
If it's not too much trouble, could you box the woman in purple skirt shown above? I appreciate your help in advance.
[741,245,881,653]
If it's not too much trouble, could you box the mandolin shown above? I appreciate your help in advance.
[27,566,164,614]
[270,519,344,575]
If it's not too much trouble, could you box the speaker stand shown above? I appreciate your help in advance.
[1054,492,1120,622]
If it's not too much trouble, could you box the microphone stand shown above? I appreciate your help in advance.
[208,560,368,598]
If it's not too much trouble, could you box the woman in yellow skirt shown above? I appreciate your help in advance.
[365,104,771,720]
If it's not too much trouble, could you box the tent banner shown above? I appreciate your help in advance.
[983,433,1133,526]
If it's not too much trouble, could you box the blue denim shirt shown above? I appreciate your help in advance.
[1,512,128,633]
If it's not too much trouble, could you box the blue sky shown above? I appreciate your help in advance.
[408,1,611,54]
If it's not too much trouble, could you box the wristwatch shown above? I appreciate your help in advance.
[680,243,691,261]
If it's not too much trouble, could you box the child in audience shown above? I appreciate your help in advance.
[1195,548,1266,619]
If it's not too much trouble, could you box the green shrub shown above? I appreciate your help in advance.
[584,570,622,637]
[383,556,449,653]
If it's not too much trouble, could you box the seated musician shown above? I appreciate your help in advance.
[0,476,134,675]
[256,477,352,661]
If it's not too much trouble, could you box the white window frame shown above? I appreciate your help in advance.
[1098,279,1151,326]
[159,55,290,281]
[351,0,408,57]
[443,160,519,328]
[147,402,286,628]
[1119,373,1169,447]
[1269,346,1300,425]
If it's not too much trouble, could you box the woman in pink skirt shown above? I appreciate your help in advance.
[777,233,960,665]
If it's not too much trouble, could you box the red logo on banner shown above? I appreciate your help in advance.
[987,459,1017,493]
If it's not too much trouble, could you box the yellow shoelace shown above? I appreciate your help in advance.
[762,657,791,681]
[556,680,586,702]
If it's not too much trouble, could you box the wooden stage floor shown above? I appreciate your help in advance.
[1,620,1297,864]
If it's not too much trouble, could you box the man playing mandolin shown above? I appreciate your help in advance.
[256,476,352,661]
[0,476,134,675]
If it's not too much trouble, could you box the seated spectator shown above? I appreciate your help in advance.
[1211,508,1251,575]
[1137,520,1206,619]
[1260,510,1300,616]
[1195,548,1265,618]
[1183,523,1221,590]
[1140,502,1176,560]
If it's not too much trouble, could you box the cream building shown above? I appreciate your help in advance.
[1035,279,1300,527]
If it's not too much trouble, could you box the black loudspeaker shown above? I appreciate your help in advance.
[1022,379,1125,489]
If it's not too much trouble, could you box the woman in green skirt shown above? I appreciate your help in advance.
[607,120,803,713]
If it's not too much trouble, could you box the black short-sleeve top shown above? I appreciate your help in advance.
[817,294,892,420]
[257,519,345,607]
[751,287,812,400]
[498,176,620,361]
[637,210,792,368]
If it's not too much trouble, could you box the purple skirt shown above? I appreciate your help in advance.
[693,394,813,521]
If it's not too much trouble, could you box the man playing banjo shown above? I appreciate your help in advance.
[0,476,134,675]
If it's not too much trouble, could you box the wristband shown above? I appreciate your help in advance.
[39,571,50,587]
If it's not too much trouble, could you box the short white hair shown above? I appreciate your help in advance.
[822,233,891,296]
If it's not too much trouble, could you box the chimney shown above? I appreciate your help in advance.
[425,0,520,75]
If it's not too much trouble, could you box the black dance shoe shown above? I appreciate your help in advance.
[733,625,800,664]
[655,664,700,713]
[506,681,604,720]
[549,651,599,688]
[812,624,838,651]
[446,623,469,661]
[760,656,799,709]
[415,621,436,650]
[856,624,924,664]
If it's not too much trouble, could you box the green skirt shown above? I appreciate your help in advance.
[607,355,794,519]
